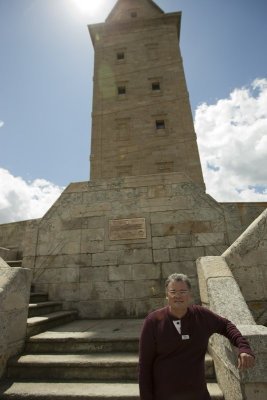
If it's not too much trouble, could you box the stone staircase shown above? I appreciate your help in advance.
[0,293,224,399]
[27,292,78,337]
[0,247,23,268]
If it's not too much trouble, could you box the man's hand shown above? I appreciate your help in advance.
[238,353,255,372]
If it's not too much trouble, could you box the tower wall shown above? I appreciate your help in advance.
[89,5,205,187]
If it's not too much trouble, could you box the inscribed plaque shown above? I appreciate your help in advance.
[109,218,146,240]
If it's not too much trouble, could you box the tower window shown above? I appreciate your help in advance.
[156,120,165,130]
[115,48,126,64]
[117,52,125,60]
[152,82,160,91]
[149,77,163,95]
[118,86,126,95]
[131,11,137,18]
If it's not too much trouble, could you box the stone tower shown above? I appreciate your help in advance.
[88,0,205,188]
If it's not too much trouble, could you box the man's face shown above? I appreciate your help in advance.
[166,280,191,315]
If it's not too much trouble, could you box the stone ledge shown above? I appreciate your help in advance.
[196,256,233,305]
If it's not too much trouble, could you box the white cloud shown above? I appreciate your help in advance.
[0,168,64,223]
[195,78,267,201]
[0,121,4,128]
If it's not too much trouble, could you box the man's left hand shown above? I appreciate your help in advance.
[238,353,255,372]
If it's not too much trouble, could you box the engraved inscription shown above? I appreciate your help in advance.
[109,218,146,240]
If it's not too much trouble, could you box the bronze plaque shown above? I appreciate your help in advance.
[109,218,146,240]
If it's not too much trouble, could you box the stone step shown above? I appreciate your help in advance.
[7,353,215,381]
[26,319,143,353]
[7,260,22,268]
[28,302,63,317]
[0,380,224,399]
[27,311,78,337]
[26,336,139,353]
[7,353,138,381]
[30,292,49,303]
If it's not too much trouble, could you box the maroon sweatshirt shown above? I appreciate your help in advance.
[138,305,254,400]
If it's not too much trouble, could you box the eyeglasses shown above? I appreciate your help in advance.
[168,290,189,296]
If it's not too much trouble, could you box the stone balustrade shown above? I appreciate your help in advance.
[197,255,267,400]
[222,208,267,325]
[0,257,32,378]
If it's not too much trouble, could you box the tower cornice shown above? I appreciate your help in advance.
[106,0,164,22]
[88,12,182,48]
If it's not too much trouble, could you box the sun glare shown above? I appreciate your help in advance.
[72,0,108,16]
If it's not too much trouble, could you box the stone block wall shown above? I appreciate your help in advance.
[0,173,266,320]
[0,219,40,261]
[22,172,229,318]
[221,203,267,245]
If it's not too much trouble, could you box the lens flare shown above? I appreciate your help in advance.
[72,0,107,16]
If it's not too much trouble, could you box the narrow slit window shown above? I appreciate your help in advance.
[117,52,125,60]
[156,120,165,130]
[152,82,160,91]
[118,86,126,95]
[131,11,137,18]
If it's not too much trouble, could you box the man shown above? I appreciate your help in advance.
[138,273,255,400]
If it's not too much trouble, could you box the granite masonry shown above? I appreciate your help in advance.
[0,1,266,397]
[0,172,266,320]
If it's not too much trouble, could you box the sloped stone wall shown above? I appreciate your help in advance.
[1,173,266,320]
[22,172,229,318]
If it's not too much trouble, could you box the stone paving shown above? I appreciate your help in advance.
[29,318,144,341]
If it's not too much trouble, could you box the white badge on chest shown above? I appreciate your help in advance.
[182,334,190,340]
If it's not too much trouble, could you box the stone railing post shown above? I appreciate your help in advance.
[0,257,32,379]
[197,256,267,400]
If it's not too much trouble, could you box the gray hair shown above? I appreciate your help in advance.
[165,273,191,290]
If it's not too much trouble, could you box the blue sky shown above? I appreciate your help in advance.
[0,0,267,222]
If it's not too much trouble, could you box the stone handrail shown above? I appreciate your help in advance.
[223,208,267,262]
[0,247,10,261]
[197,256,267,400]
[0,257,32,379]
[222,208,267,326]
